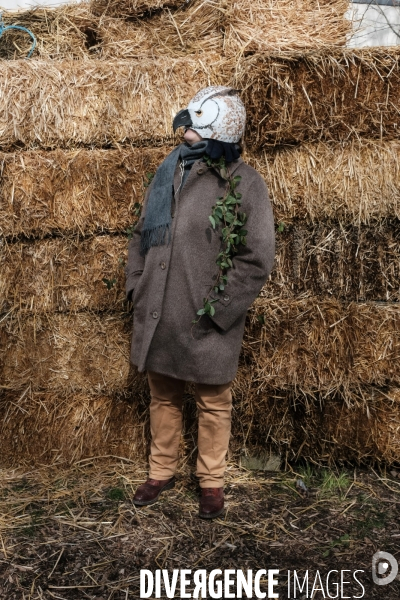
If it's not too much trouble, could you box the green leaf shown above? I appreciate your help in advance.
[197,308,206,316]
[102,278,116,290]
[278,222,285,233]
[209,215,216,229]
[210,305,215,316]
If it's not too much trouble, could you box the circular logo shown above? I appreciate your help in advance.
[372,551,398,585]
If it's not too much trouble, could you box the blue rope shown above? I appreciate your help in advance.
[0,13,37,58]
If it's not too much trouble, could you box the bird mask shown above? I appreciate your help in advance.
[173,86,246,144]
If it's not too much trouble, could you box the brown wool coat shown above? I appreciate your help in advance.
[125,154,275,384]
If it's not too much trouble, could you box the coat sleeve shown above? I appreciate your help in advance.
[209,173,275,332]
[125,184,152,301]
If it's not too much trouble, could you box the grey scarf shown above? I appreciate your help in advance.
[140,141,208,256]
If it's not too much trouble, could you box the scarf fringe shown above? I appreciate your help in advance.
[140,224,171,257]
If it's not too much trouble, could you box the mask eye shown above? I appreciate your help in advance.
[195,110,203,116]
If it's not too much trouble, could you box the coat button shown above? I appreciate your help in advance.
[160,262,166,270]
[223,294,230,302]
[197,168,205,175]
[152,311,158,319]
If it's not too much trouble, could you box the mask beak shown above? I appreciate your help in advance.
[173,109,192,133]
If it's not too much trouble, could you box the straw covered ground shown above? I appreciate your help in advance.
[1,299,399,395]
[1,50,400,150]
[2,221,400,315]
[2,141,400,240]
[1,384,400,466]
[1,461,400,599]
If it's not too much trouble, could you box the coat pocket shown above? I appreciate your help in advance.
[191,314,220,340]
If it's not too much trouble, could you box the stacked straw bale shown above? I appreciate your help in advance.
[2,141,400,240]
[1,301,399,395]
[0,58,228,150]
[1,52,400,149]
[1,0,400,467]
[237,50,400,148]
[2,224,400,315]
[0,148,169,238]
[1,385,400,466]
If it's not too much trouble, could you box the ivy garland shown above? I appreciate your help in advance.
[194,154,248,322]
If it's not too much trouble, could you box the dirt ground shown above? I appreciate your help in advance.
[1,459,399,599]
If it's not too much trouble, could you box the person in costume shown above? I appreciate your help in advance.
[125,86,275,519]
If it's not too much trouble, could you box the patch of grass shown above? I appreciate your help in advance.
[294,465,352,498]
[319,470,352,496]
[322,533,351,558]
[352,505,388,539]
[296,463,315,488]
[106,487,126,501]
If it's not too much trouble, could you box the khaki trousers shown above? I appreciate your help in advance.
[147,371,232,488]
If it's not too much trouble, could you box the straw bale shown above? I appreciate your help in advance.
[98,1,224,59]
[0,236,129,314]
[0,387,149,466]
[237,50,400,148]
[2,140,400,240]
[1,300,399,395]
[232,383,400,465]
[0,147,170,239]
[270,222,400,303]
[248,140,400,224]
[2,221,400,315]
[319,388,400,465]
[1,50,400,149]
[224,0,351,55]
[90,0,182,18]
[0,56,229,151]
[0,6,96,60]
[0,312,132,394]
[0,0,352,62]
[244,298,400,393]
[1,385,400,466]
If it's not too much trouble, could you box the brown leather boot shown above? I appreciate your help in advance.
[132,477,175,506]
[199,487,224,519]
